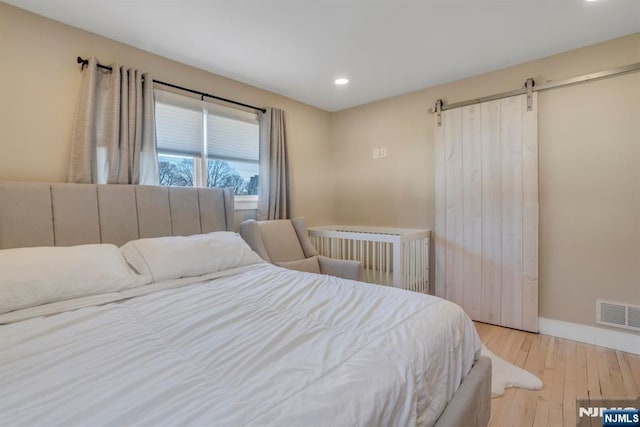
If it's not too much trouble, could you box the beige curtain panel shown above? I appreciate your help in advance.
[67,57,159,185]
[257,108,291,220]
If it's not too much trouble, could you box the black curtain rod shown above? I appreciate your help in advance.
[76,57,266,113]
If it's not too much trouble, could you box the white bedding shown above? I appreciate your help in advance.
[0,264,480,427]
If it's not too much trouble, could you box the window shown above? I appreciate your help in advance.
[155,90,259,208]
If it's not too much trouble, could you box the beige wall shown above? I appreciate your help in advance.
[0,3,334,226]
[331,33,640,330]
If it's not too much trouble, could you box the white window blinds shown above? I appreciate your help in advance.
[206,104,259,162]
[155,90,203,157]
[155,89,259,163]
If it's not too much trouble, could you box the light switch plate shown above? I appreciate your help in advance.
[373,148,380,159]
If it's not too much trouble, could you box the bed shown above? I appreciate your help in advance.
[0,182,491,427]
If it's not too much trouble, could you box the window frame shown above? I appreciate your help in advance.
[155,90,259,210]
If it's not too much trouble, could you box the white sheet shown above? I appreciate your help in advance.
[0,264,480,427]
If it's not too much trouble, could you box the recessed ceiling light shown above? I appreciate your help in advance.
[334,78,349,85]
[585,0,598,2]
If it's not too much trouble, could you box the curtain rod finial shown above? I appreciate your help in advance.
[76,56,88,70]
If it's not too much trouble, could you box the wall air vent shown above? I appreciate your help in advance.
[596,300,640,332]
[628,306,640,330]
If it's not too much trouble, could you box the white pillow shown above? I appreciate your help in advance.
[0,244,151,315]
[121,232,264,282]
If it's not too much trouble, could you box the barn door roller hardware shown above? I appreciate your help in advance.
[429,62,640,113]
[434,99,443,127]
[525,78,534,112]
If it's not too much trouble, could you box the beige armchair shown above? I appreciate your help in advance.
[240,218,363,281]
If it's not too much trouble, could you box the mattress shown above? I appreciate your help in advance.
[0,264,481,426]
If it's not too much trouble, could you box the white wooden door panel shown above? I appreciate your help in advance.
[522,94,539,333]
[462,105,482,320]
[434,93,538,332]
[434,112,446,299]
[500,95,524,330]
[444,108,464,307]
[480,100,502,325]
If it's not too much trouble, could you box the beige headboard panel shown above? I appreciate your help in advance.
[0,182,235,249]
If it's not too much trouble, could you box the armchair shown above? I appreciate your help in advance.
[239,217,363,281]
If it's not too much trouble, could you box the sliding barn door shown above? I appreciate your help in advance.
[434,93,538,332]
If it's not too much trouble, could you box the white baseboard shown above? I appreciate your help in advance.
[538,317,640,355]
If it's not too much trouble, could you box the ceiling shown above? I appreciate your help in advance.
[6,0,640,112]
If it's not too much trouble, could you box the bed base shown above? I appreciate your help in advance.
[434,355,491,427]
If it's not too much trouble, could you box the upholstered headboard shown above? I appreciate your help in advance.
[0,182,235,249]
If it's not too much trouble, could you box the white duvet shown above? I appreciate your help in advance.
[0,264,480,427]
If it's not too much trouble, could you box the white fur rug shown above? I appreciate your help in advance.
[481,344,543,397]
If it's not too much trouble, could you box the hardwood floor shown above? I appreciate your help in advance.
[475,322,640,427]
